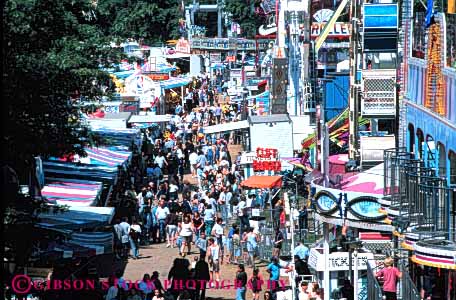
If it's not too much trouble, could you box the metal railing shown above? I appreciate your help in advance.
[367,263,384,300]
[399,264,421,300]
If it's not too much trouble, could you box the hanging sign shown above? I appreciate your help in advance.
[311,22,351,38]
[176,37,190,54]
[308,249,374,271]
[148,73,170,81]
[253,147,281,171]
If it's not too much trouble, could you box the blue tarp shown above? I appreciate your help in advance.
[37,206,115,230]
[42,161,118,183]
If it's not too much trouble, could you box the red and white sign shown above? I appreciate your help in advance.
[311,22,350,39]
[253,147,281,171]
[176,38,190,54]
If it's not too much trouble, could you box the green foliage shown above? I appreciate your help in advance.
[97,0,182,45]
[225,0,264,38]
[3,0,122,162]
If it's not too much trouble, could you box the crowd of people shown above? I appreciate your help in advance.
[101,77,316,300]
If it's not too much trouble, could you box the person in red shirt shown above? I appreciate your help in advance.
[375,257,402,300]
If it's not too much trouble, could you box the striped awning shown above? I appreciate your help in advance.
[37,206,115,230]
[41,178,102,207]
[43,161,118,183]
[160,77,192,89]
[84,146,131,167]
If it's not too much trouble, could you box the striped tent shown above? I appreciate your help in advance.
[41,178,103,207]
[42,161,118,183]
[69,232,114,255]
[37,206,115,230]
[84,146,131,167]
[160,76,192,89]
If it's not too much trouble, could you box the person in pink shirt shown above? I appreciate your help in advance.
[375,257,402,300]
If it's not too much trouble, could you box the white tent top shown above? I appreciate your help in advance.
[203,120,249,134]
[128,114,172,123]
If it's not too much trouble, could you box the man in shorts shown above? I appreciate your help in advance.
[207,238,221,287]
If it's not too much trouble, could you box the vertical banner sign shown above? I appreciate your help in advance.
[271,58,288,114]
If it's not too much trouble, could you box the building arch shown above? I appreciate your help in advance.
[408,123,415,156]
[416,128,424,160]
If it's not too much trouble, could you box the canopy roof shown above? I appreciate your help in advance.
[41,178,103,207]
[43,161,118,183]
[240,175,282,189]
[83,146,131,167]
[90,127,142,147]
[160,77,192,89]
[37,206,115,230]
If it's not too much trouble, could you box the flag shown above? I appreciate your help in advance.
[425,0,434,27]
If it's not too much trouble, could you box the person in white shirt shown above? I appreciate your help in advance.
[155,200,170,243]
[207,237,221,286]
[179,215,194,255]
[130,219,142,259]
[236,196,249,236]
[189,151,199,178]
[154,152,168,170]
[211,218,225,263]
[218,188,227,223]
[298,281,310,300]
[119,217,131,258]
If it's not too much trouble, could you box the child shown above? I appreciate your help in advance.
[195,231,207,260]
[152,289,164,300]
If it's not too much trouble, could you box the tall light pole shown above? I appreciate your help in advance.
[348,0,361,162]
[283,177,298,300]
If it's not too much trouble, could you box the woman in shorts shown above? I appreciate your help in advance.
[179,215,194,255]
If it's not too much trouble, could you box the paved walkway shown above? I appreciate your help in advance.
[123,143,249,299]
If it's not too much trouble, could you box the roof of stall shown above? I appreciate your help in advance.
[41,178,103,207]
[240,175,282,189]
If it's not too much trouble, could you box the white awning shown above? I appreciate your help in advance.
[203,120,249,134]
[128,114,172,123]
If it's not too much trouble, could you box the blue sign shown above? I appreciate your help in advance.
[363,4,398,29]
[348,197,385,220]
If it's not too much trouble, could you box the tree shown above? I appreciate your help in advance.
[2,0,122,274]
[97,0,183,45]
[225,0,265,38]
[3,0,122,167]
